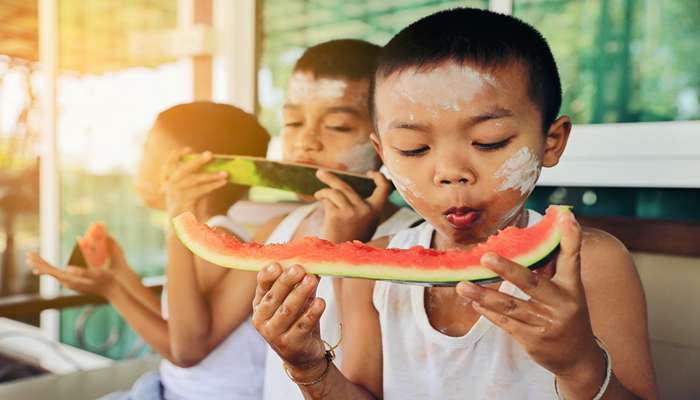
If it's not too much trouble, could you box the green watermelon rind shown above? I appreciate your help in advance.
[173,206,570,284]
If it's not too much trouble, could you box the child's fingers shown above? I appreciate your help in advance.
[179,180,228,201]
[253,265,307,325]
[173,172,228,190]
[27,253,65,277]
[552,212,583,287]
[480,252,562,304]
[314,188,353,211]
[280,298,326,347]
[162,147,193,179]
[169,151,214,183]
[316,170,365,207]
[253,263,282,307]
[471,300,542,338]
[266,274,320,337]
[365,171,392,211]
[456,282,550,327]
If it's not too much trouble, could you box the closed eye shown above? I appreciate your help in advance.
[473,137,512,151]
[284,122,303,128]
[325,125,353,133]
[397,146,429,157]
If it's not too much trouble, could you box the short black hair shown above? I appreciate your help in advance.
[371,8,562,130]
[153,102,269,157]
[294,39,380,81]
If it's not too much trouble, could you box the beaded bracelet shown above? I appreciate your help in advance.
[555,336,612,400]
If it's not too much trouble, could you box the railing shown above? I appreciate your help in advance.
[0,277,164,317]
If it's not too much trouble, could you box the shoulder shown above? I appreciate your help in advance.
[579,227,637,286]
[251,213,289,243]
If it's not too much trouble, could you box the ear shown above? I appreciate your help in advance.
[542,116,572,168]
[370,133,385,164]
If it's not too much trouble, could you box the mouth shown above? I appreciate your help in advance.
[292,158,321,167]
[443,207,480,230]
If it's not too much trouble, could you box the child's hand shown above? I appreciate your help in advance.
[252,264,328,375]
[314,170,392,243]
[27,253,119,299]
[456,213,604,384]
[106,236,142,284]
[163,148,228,218]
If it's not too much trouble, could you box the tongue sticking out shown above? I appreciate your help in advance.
[446,210,479,229]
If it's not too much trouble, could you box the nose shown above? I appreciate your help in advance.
[433,150,476,186]
[293,125,323,153]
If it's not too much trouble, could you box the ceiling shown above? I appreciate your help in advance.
[0,0,178,74]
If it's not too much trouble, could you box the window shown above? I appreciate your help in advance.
[55,0,187,359]
[259,0,489,136]
[514,0,700,124]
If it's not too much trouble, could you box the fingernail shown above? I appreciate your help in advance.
[457,282,479,298]
[302,275,314,285]
[286,267,299,277]
[482,253,498,265]
[218,171,227,177]
[266,264,277,273]
[203,151,212,157]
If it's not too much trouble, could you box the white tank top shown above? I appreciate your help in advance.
[263,203,422,400]
[159,214,266,400]
[374,210,557,400]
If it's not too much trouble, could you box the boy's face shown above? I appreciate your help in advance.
[280,71,378,173]
[373,61,570,244]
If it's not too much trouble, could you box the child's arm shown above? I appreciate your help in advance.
[456,212,658,399]
[252,264,379,400]
[106,237,162,316]
[314,170,392,324]
[163,149,256,367]
[26,254,178,363]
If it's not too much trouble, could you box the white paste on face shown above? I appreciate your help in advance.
[497,202,527,230]
[384,159,424,211]
[392,63,498,114]
[335,142,378,174]
[286,74,348,103]
[494,146,541,195]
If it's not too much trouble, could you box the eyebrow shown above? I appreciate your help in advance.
[282,104,362,118]
[387,121,431,132]
[324,106,363,117]
[465,107,514,126]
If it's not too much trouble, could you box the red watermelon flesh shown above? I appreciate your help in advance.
[172,205,570,284]
[78,222,111,269]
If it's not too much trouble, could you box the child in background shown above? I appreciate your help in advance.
[252,9,658,400]
[29,101,270,400]
[248,39,422,400]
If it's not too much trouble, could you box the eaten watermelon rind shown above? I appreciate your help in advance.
[172,205,571,284]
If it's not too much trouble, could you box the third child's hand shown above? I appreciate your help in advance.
[252,264,328,374]
[455,212,604,396]
[314,170,391,243]
[27,253,118,299]
[163,148,228,218]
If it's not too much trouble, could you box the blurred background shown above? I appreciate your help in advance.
[0,0,698,398]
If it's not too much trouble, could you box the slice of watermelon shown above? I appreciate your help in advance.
[77,222,112,269]
[172,205,570,284]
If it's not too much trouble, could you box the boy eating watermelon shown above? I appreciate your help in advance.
[252,8,658,400]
